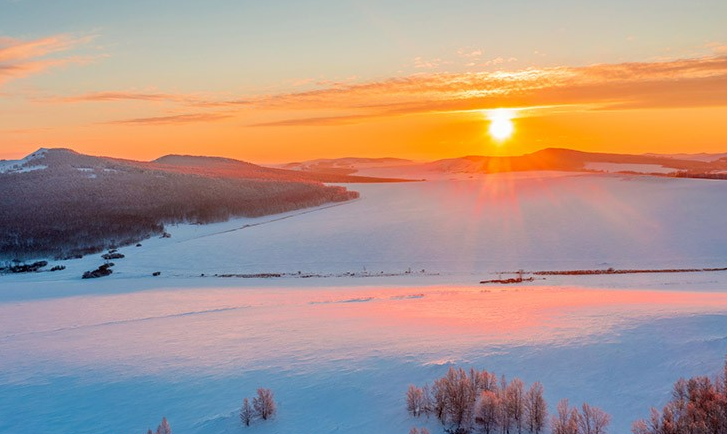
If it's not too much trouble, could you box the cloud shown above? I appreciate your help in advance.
[104,112,232,126]
[457,49,483,59]
[250,113,376,127]
[245,54,727,126]
[43,91,197,104]
[414,56,450,69]
[705,42,727,55]
[42,51,727,129]
[0,34,93,86]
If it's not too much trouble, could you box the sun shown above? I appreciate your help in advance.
[486,108,516,141]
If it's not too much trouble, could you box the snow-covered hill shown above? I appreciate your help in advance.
[279,148,727,178]
[0,148,49,174]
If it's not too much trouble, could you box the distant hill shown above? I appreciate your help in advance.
[280,149,727,179]
[0,148,368,259]
[426,148,727,174]
[644,152,727,163]
[152,154,413,183]
[278,157,415,175]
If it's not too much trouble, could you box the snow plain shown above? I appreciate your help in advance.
[2,171,727,434]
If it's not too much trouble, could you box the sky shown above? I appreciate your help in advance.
[1,0,726,163]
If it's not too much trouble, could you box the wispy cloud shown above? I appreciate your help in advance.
[42,91,199,104]
[250,113,376,127]
[104,112,232,126]
[244,54,727,126]
[414,56,450,69]
[50,52,727,128]
[0,34,93,86]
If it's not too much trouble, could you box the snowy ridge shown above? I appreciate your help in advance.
[0,148,49,174]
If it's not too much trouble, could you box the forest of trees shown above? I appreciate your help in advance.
[631,356,727,434]
[406,367,610,434]
[0,149,359,259]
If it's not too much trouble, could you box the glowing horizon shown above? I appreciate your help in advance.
[1,1,727,162]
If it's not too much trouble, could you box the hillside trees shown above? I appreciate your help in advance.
[0,160,359,259]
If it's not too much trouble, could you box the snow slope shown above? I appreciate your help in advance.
[1,281,727,434]
[0,148,48,174]
[2,172,727,434]
[20,171,724,281]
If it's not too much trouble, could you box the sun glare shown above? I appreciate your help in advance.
[487,108,516,141]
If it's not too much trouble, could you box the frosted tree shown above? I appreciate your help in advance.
[500,376,512,433]
[441,367,476,432]
[407,385,426,417]
[524,382,548,434]
[480,371,499,394]
[579,403,610,434]
[156,417,171,434]
[552,400,579,434]
[474,390,501,434]
[421,384,434,416]
[431,379,447,421]
[505,378,525,434]
[253,388,277,420]
[240,398,254,426]
[631,355,727,434]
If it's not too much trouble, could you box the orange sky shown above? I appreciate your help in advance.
[2,2,727,162]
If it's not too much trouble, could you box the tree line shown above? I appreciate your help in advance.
[406,366,610,434]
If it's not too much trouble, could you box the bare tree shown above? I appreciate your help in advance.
[253,388,277,420]
[579,403,610,434]
[524,382,548,434]
[408,385,426,417]
[240,398,254,426]
[504,378,525,434]
[632,354,727,434]
[480,371,499,394]
[156,417,171,434]
[631,408,661,434]
[432,378,448,421]
[475,390,501,434]
[442,367,477,432]
[552,399,579,434]
[422,383,434,416]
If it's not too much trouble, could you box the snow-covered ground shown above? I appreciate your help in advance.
[2,171,727,434]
